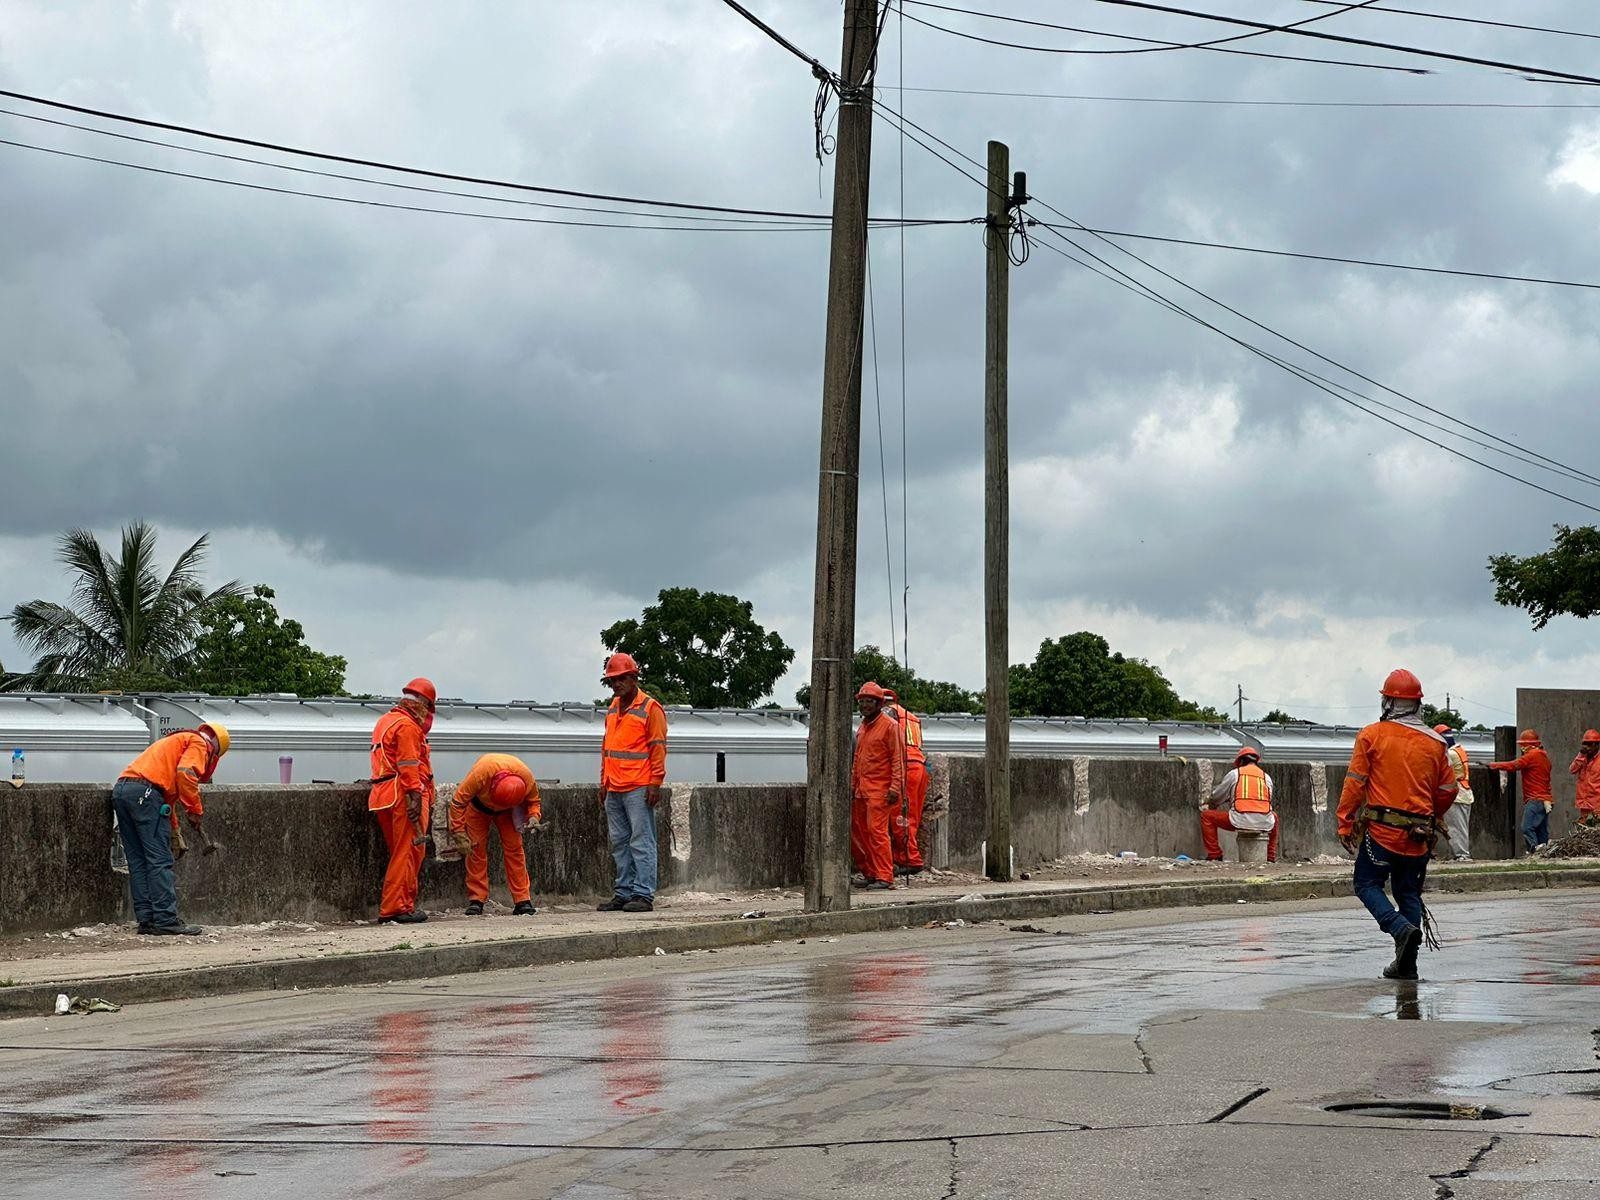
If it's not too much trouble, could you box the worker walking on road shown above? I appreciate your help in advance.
[1201,747,1278,863]
[1336,669,1458,981]
[369,678,435,924]
[1571,730,1600,829]
[1490,730,1554,852]
[596,653,668,914]
[883,689,927,876]
[112,721,230,936]
[449,754,542,916]
[851,682,904,890]
[1434,725,1475,861]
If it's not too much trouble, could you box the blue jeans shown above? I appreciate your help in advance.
[605,788,658,900]
[1522,802,1550,852]
[111,778,181,929]
[1352,834,1428,937]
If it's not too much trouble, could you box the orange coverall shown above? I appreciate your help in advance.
[119,731,216,831]
[1488,747,1553,801]
[450,754,542,904]
[369,706,431,918]
[1336,721,1458,856]
[887,705,927,870]
[1571,752,1600,820]
[851,712,905,883]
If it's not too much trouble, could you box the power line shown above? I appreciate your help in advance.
[893,84,1600,110]
[1034,222,1600,292]
[865,239,898,664]
[898,0,911,670]
[716,0,833,74]
[1294,0,1600,44]
[1083,0,1600,86]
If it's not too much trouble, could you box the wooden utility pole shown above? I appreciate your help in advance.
[804,0,879,913]
[1236,684,1246,723]
[984,140,1012,883]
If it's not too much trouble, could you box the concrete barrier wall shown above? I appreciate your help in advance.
[1517,688,1600,844]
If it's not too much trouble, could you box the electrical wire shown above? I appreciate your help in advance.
[897,0,911,670]
[865,239,899,664]
[1033,222,1600,292]
[892,84,1600,110]
[1294,0,1600,44]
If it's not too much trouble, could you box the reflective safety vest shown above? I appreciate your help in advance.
[1233,763,1272,814]
[602,690,668,792]
[369,707,426,813]
[899,708,926,768]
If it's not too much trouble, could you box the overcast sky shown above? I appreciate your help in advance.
[3,1,1599,723]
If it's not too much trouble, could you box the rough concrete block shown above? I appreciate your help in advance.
[685,783,805,890]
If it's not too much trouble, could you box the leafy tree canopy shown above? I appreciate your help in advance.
[1489,524,1600,630]
[1259,709,1314,725]
[602,587,794,708]
[795,645,982,713]
[187,585,348,697]
[1010,631,1226,721]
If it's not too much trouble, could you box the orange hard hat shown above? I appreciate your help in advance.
[1380,668,1423,700]
[403,677,437,708]
[883,688,899,702]
[1584,729,1600,742]
[490,772,528,808]
[856,681,887,700]
[602,652,639,680]
[1433,724,1452,735]
[1234,746,1261,765]
[1518,729,1541,745]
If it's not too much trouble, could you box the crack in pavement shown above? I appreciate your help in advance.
[1207,1087,1269,1123]
[1133,1028,1155,1075]
[1429,1134,1501,1199]
[939,1137,959,1200]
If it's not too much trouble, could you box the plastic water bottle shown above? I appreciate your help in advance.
[110,815,129,876]
[10,749,22,785]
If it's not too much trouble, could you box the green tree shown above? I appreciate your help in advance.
[5,523,242,691]
[1489,524,1600,629]
[602,587,794,707]
[1260,708,1313,725]
[187,585,348,696]
[1420,703,1467,731]
[1009,631,1225,721]
[795,645,982,713]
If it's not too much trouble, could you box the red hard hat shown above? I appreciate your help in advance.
[403,677,437,708]
[1380,668,1423,700]
[602,652,639,680]
[1234,746,1260,765]
[1433,724,1452,735]
[856,681,886,700]
[1584,729,1600,742]
[490,772,527,808]
[882,688,899,702]
[1518,728,1541,745]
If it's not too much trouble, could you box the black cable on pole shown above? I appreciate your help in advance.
[893,85,1600,110]
[1294,0,1600,44]
[897,0,910,672]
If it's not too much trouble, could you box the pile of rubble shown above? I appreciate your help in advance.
[1540,824,1600,859]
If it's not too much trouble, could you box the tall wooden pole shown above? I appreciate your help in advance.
[804,0,879,912]
[984,140,1012,883]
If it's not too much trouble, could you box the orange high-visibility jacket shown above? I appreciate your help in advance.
[1571,752,1600,813]
[1233,762,1273,814]
[119,731,215,820]
[601,690,668,792]
[852,713,906,802]
[369,706,427,813]
[1337,720,1457,854]
[450,753,542,832]
[1489,747,1553,802]
[897,707,927,768]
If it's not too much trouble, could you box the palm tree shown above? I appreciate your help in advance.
[5,523,243,692]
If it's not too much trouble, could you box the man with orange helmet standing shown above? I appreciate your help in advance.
[1490,730,1554,852]
[1434,724,1475,861]
[1336,669,1458,980]
[596,652,668,913]
[1201,747,1278,862]
[883,689,927,875]
[851,681,905,890]
[112,721,230,935]
[1573,730,1600,829]
[369,678,435,924]
[449,753,542,916]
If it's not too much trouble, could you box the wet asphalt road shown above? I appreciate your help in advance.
[1,889,1597,1198]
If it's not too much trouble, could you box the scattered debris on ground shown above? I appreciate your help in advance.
[1538,826,1600,859]
[53,993,120,1015]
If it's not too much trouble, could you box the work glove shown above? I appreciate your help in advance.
[449,828,473,857]
[1545,800,1554,813]
[526,818,549,835]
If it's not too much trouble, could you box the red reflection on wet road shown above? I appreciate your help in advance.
[368,1009,436,1167]
[598,982,667,1114]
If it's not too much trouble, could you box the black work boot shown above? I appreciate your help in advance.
[596,895,628,911]
[621,897,654,913]
[464,901,485,916]
[1383,924,1422,980]
[512,901,536,916]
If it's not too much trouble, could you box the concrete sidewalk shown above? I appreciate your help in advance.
[3,857,1597,1016]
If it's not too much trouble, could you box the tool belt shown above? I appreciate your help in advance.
[366,773,396,785]
[470,796,509,816]
[1361,804,1438,849]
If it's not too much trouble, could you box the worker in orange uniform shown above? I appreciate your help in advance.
[369,678,436,924]
[596,653,668,913]
[1434,725,1475,861]
[883,689,927,875]
[1201,747,1278,862]
[449,753,542,916]
[851,681,905,890]
[1490,730,1554,853]
[1573,730,1600,829]
[112,721,230,935]
[1336,669,1458,981]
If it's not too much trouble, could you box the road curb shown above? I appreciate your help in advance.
[4,866,1597,1016]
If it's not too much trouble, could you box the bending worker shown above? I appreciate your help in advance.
[1490,730,1553,853]
[1572,730,1600,830]
[883,689,928,876]
[851,681,904,890]
[1336,668,1457,981]
[449,753,542,916]
[1434,725,1474,861]
[1201,747,1278,863]
[369,677,436,924]
[112,721,230,936]
[596,653,668,914]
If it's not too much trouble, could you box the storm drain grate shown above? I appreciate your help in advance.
[1325,1100,1514,1121]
